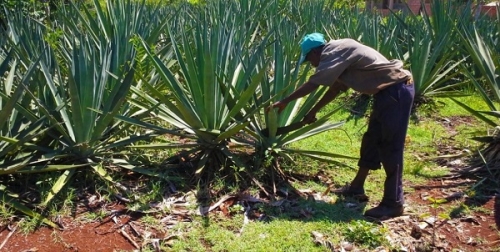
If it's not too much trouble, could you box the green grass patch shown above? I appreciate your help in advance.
[171,199,381,251]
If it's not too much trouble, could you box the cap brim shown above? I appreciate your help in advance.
[298,53,306,65]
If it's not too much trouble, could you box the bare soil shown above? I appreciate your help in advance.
[399,178,500,251]
[1,218,135,252]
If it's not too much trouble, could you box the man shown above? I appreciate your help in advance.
[268,33,414,219]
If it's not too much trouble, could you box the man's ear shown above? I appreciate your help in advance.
[312,48,322,57]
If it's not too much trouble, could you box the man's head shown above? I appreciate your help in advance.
[298,33,325,67]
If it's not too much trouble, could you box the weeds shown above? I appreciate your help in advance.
[141,215,160,227]
[17,217,41,234]
[0,201,13,224]
[81,209,108,222]
[425,197,449,247]
[449,203,471,218]
[50,230,73,250]
[343,220,388,249]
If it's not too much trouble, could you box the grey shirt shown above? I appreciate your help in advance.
[308,39,411,95]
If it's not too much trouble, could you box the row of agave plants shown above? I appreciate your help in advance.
[0,0,498,225]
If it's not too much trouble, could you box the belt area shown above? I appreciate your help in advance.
[405,77,414,85]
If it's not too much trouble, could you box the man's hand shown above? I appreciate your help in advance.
[267,101,288,114]
[303,111,317,124]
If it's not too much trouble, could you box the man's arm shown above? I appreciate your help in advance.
[268,81,319,113]
[303,83,346,123]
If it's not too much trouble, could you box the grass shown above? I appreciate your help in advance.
[171,202,363,252]
[287,94,485,199]
[80,208,108,222]
[17,217,42,234]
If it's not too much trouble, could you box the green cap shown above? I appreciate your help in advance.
[298,33,326,65]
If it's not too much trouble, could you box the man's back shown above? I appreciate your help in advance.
[309,38,410,94]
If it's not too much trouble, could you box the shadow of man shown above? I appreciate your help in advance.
[496,195,500,230]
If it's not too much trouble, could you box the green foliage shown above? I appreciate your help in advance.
[1,0,50,21]
[344,220,388,248]
[0,0,171,219]
[129,0,273,176]
[398,1,468,101]
[252,9,351,167]
[137,0,205,5]
[127,0,355,181]
[449,15,500,182]
[331,0,365,8]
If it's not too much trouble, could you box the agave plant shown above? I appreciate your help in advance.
[245,17,354,175]
[0,0,171,211]
[129,1,271,177]
[283,0,331,32]
[360,11,404,60]
[129,0,356,185]
[0,51,59,228]
[451,22,500,185]
[398,0,467,104]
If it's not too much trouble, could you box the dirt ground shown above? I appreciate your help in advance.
[0,218,136,251]
[0,176,498,252]
[0,205,137,252]
[393,178,500,252]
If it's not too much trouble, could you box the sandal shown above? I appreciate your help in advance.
[331,184,369,202]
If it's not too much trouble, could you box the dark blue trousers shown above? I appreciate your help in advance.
[358,81,415,207]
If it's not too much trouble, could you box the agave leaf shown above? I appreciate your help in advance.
[480,111,500,117]
[283,149,358,160]
[471,136,495,143]
[114,113,195,139]
[130,143,201,149]
[280,107,344,144]
[42,169,76,206]
[110,158,178,179]
[458,24,499,111]
[92,163,113,182]
[195,151,210,174]
[91,66,137,143]
[216,122,250,142]
[0,119,49,157]
[101,134,158,150]
[267,108,279,139]
[3,56,15,96]
[0,189,59,229]
[136,37,203,129]
[223,59,269,127]
[450,97,497,127]
[0,158,33,175]
[0,57,40,131]
[3,164,88,175]
[38,60,75,141]
[422,59,466,96]
[282,121,346,146]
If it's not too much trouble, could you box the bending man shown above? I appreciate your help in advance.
[268,33,414,219]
